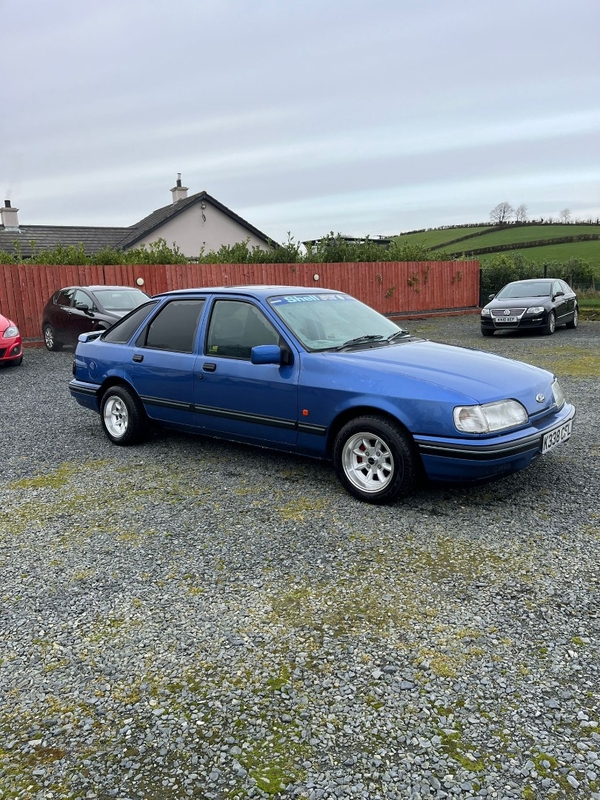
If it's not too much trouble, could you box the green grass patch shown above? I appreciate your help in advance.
[508,344,600,377]
[479,240,600,273]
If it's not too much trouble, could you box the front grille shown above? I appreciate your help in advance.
[491,308,526,318]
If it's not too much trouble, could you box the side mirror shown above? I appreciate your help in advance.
[554,291,564,298]
[488,294,496,300]
[251,344,283,365]
[75,302,92,313]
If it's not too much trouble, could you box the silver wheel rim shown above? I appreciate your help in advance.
[549,314,555,333]
[342,431,395,494]
[44,327,53,348]
[573,309,578,327]
[103,396,129,439]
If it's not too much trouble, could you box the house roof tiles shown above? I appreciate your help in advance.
[0,189,276,258]
[0,225,130,258]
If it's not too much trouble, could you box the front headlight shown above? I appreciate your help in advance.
[551,378,565,408]
[3,325,19,338]
[480,308,491,317]
[454,399,528,433]
[526,306,545,314]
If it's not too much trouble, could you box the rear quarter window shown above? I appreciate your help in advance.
[102,301,159,344]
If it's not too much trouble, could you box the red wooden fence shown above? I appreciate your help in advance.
[0,260,480,343]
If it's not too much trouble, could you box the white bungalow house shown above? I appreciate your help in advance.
[0,175,276,259]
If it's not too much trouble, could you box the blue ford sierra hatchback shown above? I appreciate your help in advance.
[69,286,575,504]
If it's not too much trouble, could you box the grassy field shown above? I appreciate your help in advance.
[478,240,600,273]
[578,291,600,318]
[393,223,600,273]
[394,226,491,249]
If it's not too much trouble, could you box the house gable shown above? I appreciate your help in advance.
[118,191,277,257]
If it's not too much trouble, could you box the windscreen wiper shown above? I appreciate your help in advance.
[335,334,384,351]
[386,329,410,342]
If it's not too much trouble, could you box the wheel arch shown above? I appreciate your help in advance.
[98,376,142,405]
[326,404,419,461]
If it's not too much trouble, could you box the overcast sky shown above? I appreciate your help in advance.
[1,0,598,245]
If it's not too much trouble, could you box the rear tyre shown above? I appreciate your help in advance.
[101,385,148,445]
[333,415,417,504]
[43,324,62,351]
[481,328,494,337]
[566,306,578,329]
[543,311,556,336]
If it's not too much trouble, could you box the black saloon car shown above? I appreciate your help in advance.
[480,278,578,337]
[42,285,149,350]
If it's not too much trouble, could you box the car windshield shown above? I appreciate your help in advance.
[93,288,149,311]
[496,282,551,299]
[268,292,406,350]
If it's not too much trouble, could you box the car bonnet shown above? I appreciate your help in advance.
[330,340,557,412]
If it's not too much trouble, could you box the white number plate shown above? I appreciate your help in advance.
[542,420,573,454]
[496,316,519,323]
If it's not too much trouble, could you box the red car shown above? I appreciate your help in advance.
[0,310,22,366]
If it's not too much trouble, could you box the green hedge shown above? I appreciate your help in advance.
[481,253,596,297]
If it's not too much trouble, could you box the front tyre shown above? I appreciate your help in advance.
[481,327,494,337]
[333,416,417,504]
[101,386,148,445]
[543,311,556,336]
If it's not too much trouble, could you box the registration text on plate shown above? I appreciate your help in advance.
[542,420,573,454]
[496,316,519,323]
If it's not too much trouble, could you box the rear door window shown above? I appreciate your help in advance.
[137,299,205,353]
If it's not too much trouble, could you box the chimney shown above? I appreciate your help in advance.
[1,200,19,229]
[170,173,189,203]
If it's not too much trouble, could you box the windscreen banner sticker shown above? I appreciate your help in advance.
[270,294,351,305]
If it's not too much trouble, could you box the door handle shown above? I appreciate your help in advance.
[203,362,217,372]
[132,354,144,362]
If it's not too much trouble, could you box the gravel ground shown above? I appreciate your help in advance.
[1,316,599,800]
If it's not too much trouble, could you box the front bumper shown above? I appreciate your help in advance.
[480,311,549,332]
[0,340,22,362]
[414,402,575,483]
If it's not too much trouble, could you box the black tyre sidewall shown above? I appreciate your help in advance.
[101,386,147,446]
[543,311,556,335]
[333,415,416,504]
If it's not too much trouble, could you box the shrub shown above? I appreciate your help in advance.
[481,253,595,296]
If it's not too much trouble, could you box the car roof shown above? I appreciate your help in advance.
[62,285,143,291]
[155,285,348,299]
[505,279,558,285]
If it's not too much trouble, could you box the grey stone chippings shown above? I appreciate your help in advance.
[0,317,599,799]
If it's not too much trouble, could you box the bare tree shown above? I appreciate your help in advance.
[560,208,572,223]
[515,204,528,222]
[489,202,514,224]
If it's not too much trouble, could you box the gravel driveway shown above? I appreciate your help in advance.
[1,316,599,799]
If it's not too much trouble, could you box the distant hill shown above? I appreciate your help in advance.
[394,222,600,273]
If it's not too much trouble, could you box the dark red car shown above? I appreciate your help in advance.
[41,285,149,351]
[0,310,22,366]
